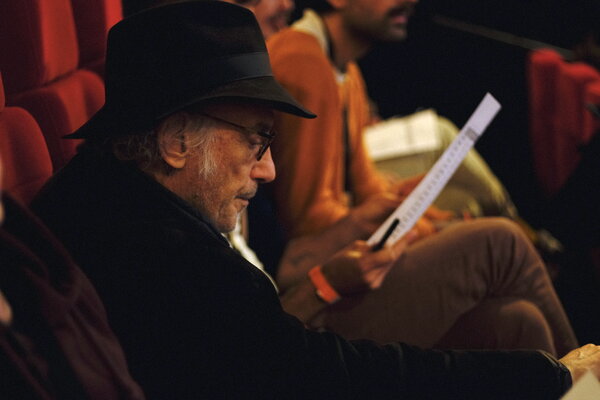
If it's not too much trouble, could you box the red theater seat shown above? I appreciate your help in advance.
[527,48,600,196]
[552,61,600,194]
[0,0,105,170]
[71,0,123,78]
[0,74,52,204]
[583,81,600,142]
[527,49,562,196]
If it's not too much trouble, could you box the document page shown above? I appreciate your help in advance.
[364,109,441,161]
[367,93,501,247]
[561,371,600,399]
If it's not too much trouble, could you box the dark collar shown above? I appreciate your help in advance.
[78,147,229,247]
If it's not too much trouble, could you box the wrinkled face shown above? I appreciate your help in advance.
[224,0,294,39]
[178,103,276,233]
[341,0,418,42]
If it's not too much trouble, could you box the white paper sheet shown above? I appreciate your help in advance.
[364,109,441,161]
[368,93,501,247]
[561,371,600,400]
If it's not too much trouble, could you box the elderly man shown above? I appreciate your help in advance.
[31,2,600,399]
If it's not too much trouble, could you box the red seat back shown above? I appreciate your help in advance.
[583,81,600,143]
[71,0,123,78]
[552,62,600,194]
[527,49,562,195]
[0,0,105,170]
[0,74,53,204]
[527,49,600,196]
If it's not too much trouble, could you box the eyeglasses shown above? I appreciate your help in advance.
[201,113,276,161]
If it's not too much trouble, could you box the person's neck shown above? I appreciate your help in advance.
[322,13,372,71]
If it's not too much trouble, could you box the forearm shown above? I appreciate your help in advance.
[371,343,571,399]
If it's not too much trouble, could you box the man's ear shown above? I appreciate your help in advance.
[157,114,189,170]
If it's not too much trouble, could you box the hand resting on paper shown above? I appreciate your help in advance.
[390,173,424,198]
[349,192,403,238]
[560,343,600,382]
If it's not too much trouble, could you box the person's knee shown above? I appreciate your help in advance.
[434,298,555,354]
[462,217,544,273]
[463,217,530,247]
[498,299,556,354]
[473,216,522,234]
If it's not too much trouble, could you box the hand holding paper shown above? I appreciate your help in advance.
[320,235,415,294]
[298,228,415,306]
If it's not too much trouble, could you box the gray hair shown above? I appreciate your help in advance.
[111,111,219,177]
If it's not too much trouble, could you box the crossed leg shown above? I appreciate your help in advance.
[314,218,578,357]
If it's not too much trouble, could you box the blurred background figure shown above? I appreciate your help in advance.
[0,156,144,399]
[123,0,294,39]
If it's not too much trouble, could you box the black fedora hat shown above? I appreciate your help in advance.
[67,0,315,139]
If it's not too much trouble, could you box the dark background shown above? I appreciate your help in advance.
[358,0,599,226]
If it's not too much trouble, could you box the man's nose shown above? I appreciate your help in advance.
[252,147,276,183]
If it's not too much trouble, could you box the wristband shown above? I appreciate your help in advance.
[308,265,341,304]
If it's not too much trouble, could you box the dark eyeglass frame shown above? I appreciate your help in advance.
[200,113,276,161]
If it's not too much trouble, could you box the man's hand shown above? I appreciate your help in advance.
[391,174,424,197]
[424,204,455,222]
[412,206,456,241]
[349,193,403,237]
[321,230,418,295]
[560,344,600,382]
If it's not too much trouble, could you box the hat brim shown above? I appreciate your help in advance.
[66,76,315,139]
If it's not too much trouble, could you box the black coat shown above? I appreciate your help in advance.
[32,148,571,399]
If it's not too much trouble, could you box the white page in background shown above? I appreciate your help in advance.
[561,371,600,400]
[364,109,441,161]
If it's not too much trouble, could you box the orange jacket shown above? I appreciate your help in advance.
[268,29,388,238]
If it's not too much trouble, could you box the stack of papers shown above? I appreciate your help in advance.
[561,371,600,399]
[364,109,441,161]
